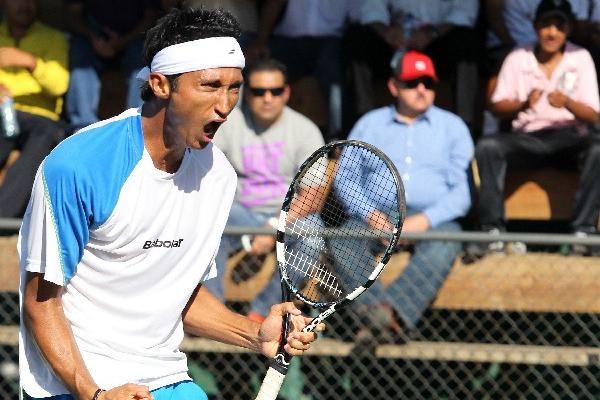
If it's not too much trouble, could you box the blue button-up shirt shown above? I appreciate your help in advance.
[337,105,474,228]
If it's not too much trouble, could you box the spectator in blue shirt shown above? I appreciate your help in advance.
[331,50,474,340]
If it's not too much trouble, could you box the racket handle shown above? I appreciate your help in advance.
[255,365,286,400]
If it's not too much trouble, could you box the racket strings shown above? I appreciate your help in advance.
[283,247,343,299]
[326,146,400,291]
[282,155,345,304]
[281,145,402,305]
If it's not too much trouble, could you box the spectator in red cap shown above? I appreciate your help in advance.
[475,0,600,255]
[331,50,474,341]
[344,0,480,131]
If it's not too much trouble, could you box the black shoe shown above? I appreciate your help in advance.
[354,304,410,347]
[463,228,506,263]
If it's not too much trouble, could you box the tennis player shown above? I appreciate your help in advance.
[18,7,322,400]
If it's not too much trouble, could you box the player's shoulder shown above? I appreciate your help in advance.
[44,109,143,181]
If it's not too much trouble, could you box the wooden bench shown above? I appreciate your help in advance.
[505,168,579,221]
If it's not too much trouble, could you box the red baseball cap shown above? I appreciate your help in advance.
[394,50,438,82]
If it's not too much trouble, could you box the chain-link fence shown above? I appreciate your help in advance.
[1,229,599,399]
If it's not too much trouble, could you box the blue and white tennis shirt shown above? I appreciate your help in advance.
[18,108,237,397]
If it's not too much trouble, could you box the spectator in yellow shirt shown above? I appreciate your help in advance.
[0,0,69,218]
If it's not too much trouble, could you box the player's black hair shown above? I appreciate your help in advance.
[140,7,241,101]
[243,58,289,85]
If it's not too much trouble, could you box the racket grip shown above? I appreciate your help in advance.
[255,366,286,400]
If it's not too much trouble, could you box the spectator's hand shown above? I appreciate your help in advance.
[250,234,276,255]
[548,90,569,108]
[0,47,37,71]
[244,41,270,65]
[91,36,117,59]
[401,213,430,233]
[526,88,543,109]
[258,302,325,358]
[382,25,406,50]
[392,213,430,248]
[99,383,153,399]
[367,209,394,235]
[366,209,395,247]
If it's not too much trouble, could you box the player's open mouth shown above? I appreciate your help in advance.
[204,121,222,137]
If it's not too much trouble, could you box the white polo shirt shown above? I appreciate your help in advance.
[18,108,237,397]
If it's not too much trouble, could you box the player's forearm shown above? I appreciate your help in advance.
[183,285,262,353]
[23,273,99,400]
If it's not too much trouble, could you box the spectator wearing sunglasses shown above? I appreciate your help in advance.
[476,0,600,255]
[345,0,480,132]
[334,50,473,339]
[205,58,325,320]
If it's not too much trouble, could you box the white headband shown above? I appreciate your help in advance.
[136,36,245,80]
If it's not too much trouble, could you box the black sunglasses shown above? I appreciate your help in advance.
[247,86,286,97]
[397,77,435,90]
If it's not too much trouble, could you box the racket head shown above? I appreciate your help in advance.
[276,140,406,309]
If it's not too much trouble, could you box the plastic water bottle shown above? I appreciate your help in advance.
[0,96,20,139]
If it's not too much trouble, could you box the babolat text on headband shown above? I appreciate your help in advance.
[136,36,245,80]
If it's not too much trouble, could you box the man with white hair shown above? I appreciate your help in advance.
[19,7,322,400]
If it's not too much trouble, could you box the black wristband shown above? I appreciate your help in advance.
[92,388,105,400]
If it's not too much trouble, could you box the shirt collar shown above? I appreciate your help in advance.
[389,104,433,125]
[523,42,577,74]
[0,21,39,42]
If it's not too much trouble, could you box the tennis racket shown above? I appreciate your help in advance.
[255,140,406,400]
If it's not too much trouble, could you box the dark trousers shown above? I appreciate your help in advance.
[0,111,63,217]
[475,127,600,232]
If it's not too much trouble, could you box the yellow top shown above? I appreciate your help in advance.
[0,21,69,121]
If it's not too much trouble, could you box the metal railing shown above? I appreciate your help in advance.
[4,217,600,245]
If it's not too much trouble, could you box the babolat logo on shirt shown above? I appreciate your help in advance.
[143,239,184,249]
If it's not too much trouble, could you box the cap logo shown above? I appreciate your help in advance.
[415,60,427,71]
